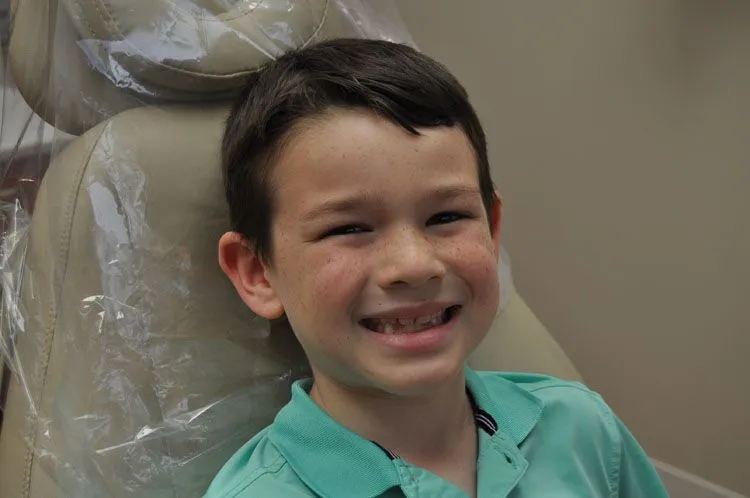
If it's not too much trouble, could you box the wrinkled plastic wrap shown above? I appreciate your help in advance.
[0,1,514,497]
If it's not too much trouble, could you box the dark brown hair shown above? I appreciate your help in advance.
[222,38,494,264]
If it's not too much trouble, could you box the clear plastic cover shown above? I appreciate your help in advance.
[6,0,414,135]
[0,2,512,496]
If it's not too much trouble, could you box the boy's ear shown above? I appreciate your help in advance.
[218,232,285,320]
[490,191,502,259]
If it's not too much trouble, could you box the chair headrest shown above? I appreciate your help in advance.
[8,0,411,134]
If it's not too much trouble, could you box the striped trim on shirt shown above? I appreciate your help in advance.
[371,392,499,459]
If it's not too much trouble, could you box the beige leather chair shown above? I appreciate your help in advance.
[0,1,580,497]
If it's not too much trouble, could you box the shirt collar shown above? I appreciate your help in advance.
[269,366,543,497]
[464,367,543,446]
[269,378,401,497]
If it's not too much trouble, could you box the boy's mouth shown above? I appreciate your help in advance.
[360,305,461,334]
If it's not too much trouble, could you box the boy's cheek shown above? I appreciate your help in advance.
[310,253,365,297]
[449,244,500,297]
[445,236,498,269]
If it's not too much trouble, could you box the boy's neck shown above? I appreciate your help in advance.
[309,369,477,469]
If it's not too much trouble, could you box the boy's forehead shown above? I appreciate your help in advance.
[273,109,478,186]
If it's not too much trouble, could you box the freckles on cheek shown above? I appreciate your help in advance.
[448,242,500,298]
[447,236,496,267]
[312,254,360,299]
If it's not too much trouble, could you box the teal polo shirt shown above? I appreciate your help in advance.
[204,368,668,497]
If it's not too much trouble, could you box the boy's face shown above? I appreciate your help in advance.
[254,109,500,396]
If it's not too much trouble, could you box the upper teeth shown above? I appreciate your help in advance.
[367,310,445,334]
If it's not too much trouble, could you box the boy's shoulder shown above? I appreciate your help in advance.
[478,371,669,497]
[476,370,619,441]
[474,371,668,496]
[203,427,314,498]
[478,370,609,410]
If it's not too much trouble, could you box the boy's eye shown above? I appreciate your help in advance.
[321,224,370,238]
[427,211,471,225]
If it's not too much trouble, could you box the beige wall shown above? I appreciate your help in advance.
[396,1,750,494]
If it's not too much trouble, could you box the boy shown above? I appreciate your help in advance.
[207,39,668,497]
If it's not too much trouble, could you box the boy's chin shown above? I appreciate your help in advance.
[365,357,468,397]
[310,350,471,398]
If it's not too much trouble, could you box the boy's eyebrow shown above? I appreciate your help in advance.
[302,191,382,222]
[302,184,482,222]
[426,184,483,202]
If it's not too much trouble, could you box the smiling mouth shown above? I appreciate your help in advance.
[360,306,461,334]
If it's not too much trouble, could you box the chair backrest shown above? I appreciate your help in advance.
[0,2,579,497]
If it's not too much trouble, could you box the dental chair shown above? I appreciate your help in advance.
[0,1,580,496]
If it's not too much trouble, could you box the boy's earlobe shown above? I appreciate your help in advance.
[218,232,285,320]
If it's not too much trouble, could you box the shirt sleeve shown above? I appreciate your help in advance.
[612,414,670,498]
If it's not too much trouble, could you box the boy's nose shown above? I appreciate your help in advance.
[375,228,446,289]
